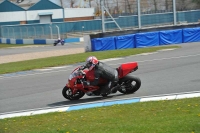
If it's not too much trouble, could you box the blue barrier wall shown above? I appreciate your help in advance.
[6,39,10,44]
[65,38,80,43]
[135,31,160,48]
[183,27,200,43]
[91,27,200,51]
[91,37,116,51]
[160,29,183,45]
[16,39,23,44]
[115,34,135,49]
[33,39,46,44]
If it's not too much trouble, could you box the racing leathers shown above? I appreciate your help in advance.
[82,61,118,94]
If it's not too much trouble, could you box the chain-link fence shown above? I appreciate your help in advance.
[0,0,200,39]
[0,24,63,40]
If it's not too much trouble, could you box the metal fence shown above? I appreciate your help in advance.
[0,0,200,39]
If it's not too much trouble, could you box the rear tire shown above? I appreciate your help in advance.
[62,86,85,100]
[118,75,141,94]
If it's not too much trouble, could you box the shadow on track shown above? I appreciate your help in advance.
[48,94,125,107]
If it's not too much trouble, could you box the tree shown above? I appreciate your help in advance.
[88,0,92,7]
[70,0,74,8]
[60,0,63,7]
[165,0,169,10]
[176,0,190,11]
[192,0,200,4]
[153,0,158,12]
[192,0,200,7]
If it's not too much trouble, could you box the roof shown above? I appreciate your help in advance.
[0,0,62,10]
[16,0,40,10]
[28,0,62,10]
[0,0,25,12]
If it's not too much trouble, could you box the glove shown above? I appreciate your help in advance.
[83,81,90,86]
[79,65,85,70]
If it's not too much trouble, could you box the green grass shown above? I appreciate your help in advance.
[0,45,180,74]
[0,97,199,133]
[0,44,38,48]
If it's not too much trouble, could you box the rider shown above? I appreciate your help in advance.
[81,56,119,95]
[57,37,61,43]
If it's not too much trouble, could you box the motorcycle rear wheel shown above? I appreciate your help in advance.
[118,75,141,94]
[62,86,85,100]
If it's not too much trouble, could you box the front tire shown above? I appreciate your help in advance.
[62,86,85,100]
[118,75,141,94]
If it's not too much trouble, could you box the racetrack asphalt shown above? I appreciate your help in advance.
[0,42,200,114]
[0,42,85,64]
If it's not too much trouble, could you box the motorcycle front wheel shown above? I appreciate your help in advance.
[62,86,85,100]
[118,75,141,94]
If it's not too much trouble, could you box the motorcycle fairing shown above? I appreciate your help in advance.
[118,62,138,78]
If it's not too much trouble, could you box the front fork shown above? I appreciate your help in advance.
[66,83,83,95]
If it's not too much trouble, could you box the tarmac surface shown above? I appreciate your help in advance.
[0,43,85,64]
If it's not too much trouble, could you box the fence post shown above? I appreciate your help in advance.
[0,26,3,38]
[82,26,84,36]
[25,27,28,39]
[2,26,5,38]
[49,26,52,39]
[0,26,1,38]
[137,0,141,29]
[7,27,9,38]
[41,26,44,39]
[173,0,177,25]
[33,26,36,38]
[12,27,15,39]
[101,0,105,33]
[20,27,22,39]
[55,25,60,39]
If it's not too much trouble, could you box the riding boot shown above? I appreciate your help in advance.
[111,85,120,93]
[100,86,110,95]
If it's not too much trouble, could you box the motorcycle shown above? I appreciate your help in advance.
[62,62,141,100]
[54,39,65,46]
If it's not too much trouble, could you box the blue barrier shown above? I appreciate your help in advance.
[16,39,23,44]
[135,31,160,48]
[115,34,135,49]
[64,38,80,43]
[33,39,46,44]
[160,29,183,45]
[6,39,10,44]
[91,27,200,51]
[91,37,116,51]
[183,27,200,43]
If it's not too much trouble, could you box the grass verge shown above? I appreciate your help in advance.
[0,45,180,74]
[0,97,199,133]
[0,44,37,49]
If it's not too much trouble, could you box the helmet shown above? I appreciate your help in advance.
[85,56,98,70]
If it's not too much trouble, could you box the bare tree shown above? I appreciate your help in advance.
[153,0,158,12]
[88,0,92,7]
[70,0,74,8]
[176,0,194,11]
[60,0,63,7]
[165,0,169,10]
